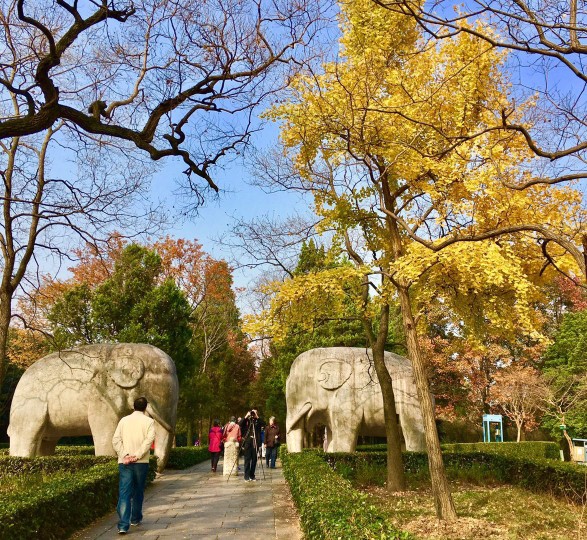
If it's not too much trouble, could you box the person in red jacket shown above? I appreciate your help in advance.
[208,419,224,472]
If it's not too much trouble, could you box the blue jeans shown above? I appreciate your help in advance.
[266,445,278,468]
[117,463,149,531]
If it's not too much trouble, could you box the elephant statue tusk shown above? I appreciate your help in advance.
[147,403,173,433]
[287,401,312,434]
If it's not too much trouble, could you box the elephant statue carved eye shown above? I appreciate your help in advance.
[108,354,145,389]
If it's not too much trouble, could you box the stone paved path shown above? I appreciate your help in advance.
[72,457,302,540]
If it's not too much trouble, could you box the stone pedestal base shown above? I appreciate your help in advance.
[223,441,240,476]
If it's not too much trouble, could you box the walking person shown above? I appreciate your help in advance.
[208,419,223,472]
[265,416,281,469]
[239,409,264,481]
[223,416,241,477]
[112,397,155,535]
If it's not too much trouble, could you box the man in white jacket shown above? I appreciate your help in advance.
[112,397,155,535]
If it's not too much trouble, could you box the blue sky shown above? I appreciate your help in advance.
[147,135,313,292]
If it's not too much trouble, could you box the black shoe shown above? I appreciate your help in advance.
[131,521,141,526]
[118,530,127,535]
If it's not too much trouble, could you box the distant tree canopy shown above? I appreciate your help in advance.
[12,237,255,442]
[47,244,194,380]
[540,310,587,443]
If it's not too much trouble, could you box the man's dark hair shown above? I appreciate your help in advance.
[134,397,148,412]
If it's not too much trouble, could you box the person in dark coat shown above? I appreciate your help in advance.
[264,416,281,469]
[239,409,264,481]
[208,419,223,472]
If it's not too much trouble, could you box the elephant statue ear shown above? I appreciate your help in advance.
[108,346,145,388]
[318,360,352,390]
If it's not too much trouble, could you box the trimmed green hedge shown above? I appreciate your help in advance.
[281,448,411,539]
[0,455,114,476]
[441,441,560,460]
[54,445,95,455]
[0,445,95,456]
[356,442,560,460]
[441,452,587,504]
[0,457,157,540]
[166,446,210,469]
[0,445,211,469]
[327,450,587,505]
[356,444,388,452]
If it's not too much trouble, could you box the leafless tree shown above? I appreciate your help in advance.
[0,21,163,394]
[491,366,547,442]
[220,212,319,279]
[0,121,162,395]
[0,0,326,202]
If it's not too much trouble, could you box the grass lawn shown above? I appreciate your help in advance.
[363,474,585,539]
[336,459,586,539]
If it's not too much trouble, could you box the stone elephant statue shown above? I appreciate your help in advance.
[8,343,178,472]
[286,347,426,453]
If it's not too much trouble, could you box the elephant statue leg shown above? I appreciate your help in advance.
[286,427,305,452]
[38,438,59,456]
[9,401,48,457]
[328,415,360,453]
[323,425,333,452]
[88,405,118,456]
[400,410,426,451]
[154,421,173,473]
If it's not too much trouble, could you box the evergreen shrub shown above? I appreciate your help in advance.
[165,446,210,469]
[0,455,113,476]
[281,448,411,540]
[0,458,157,540]
[441,441,560,460]
[328,451,587,504]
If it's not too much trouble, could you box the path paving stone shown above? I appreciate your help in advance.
[72,458,302,540]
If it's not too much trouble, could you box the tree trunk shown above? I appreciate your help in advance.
[516,422,522,443]
[372,342,406,491]
[369,306,406,491]
[0,292,12,395]
[187,422,193,447]
[397,285,457,521]
[378,169,456,518]
[563,429,574,460]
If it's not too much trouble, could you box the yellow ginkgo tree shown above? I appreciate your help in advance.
[251,0,587,521]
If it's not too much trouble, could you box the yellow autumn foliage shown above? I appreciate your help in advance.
[252,0,586,347]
